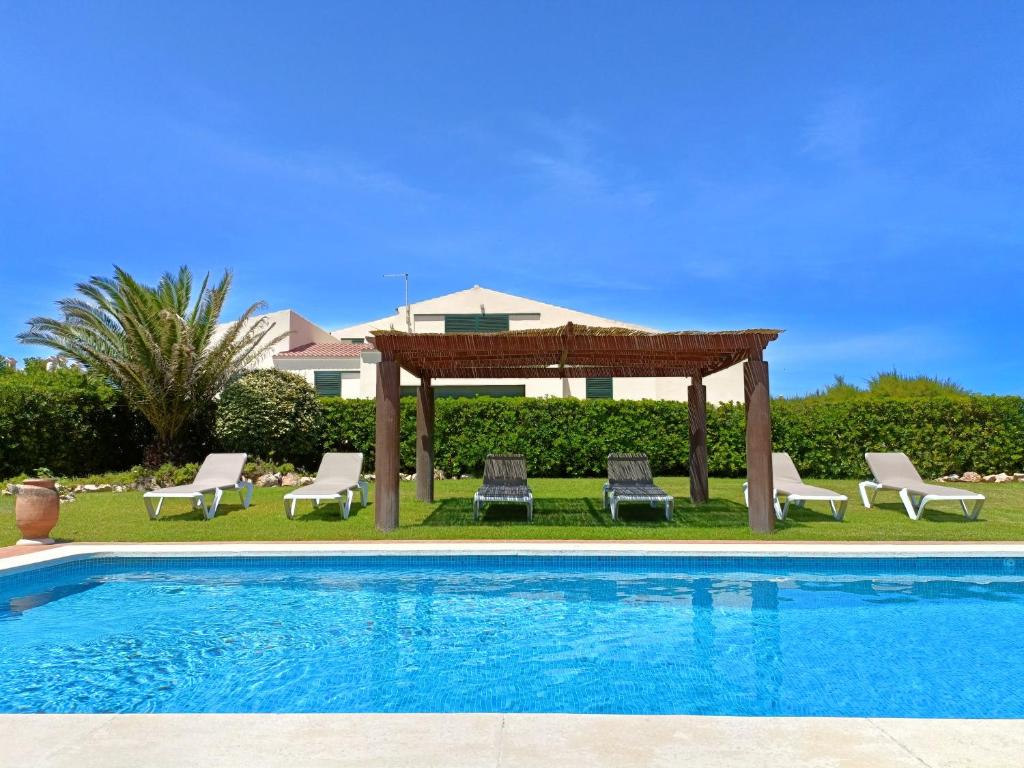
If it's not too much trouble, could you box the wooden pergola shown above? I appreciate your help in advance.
[370,323,781,533]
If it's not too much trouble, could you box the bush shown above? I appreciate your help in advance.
[320,395,1024,479]
[0,369,149,478]
[215,370,324,467]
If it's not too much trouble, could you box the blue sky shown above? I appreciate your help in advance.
[2,1,1022,395]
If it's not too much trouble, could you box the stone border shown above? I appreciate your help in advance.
[2,713,1023,767]
[4,539,1024,577]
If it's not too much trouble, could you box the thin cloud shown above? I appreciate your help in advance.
[513,115,656,208]
[174,121,432,199]
[802,91,873,163]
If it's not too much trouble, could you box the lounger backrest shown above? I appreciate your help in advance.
[193,453,247,486]
[608,453,653,484]
[317,452,364,482]
[483,454,528,486]
[772,452,803,484]
[865,452,924,485]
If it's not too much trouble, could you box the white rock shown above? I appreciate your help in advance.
[961,471,983,483]
[993,473,1012,483]
[113,485,126,493]
[255,473,281,488]
[298,476,315,486]
[433,468,446,481]
[280,472,301,487]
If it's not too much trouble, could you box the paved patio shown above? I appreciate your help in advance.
[3,713,1022,767]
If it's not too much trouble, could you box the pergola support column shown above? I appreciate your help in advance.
[416,377,434,502]
[744,354,774,533]
[374,357,401,532]
[688,374,708,504]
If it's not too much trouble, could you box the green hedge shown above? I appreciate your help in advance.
[4,383,1021,480]
[0,373,149,477]
[320,395,1024,479]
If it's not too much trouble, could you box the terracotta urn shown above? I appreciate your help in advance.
[14,478,60,545]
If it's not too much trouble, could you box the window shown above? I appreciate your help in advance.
[313,371,342,397]
[585,377,613,400]
[444,314,510,333]
[399,385,526,399]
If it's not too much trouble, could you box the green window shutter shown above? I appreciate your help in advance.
[586,377,614,400]
[314,371,342,397]
[444,314,510,333]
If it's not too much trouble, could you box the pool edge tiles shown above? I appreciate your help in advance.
[5,539,1024,576]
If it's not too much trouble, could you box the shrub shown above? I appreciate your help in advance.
[319,395,1024,479]
[0,369,149,477]
[215,370,324,466]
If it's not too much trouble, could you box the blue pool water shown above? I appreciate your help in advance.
[1,555,1023,717]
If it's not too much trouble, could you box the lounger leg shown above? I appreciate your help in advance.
[527,498,534,523]
[194,494,211,520]
[664,499,672,521]
[777,494,790,521]
[145,497,164,520]
[743,482,749,507]
[898,488,923,520]
[967,498,984,520]
[358,480,369,507]
[473,495,480,521]
[205,488,223,519]
[610,497,618,521]
[238,480,254,509]
[344,489,353,520]
[859,481,880,508]
[830,499,847,521]
[602,483,610,510]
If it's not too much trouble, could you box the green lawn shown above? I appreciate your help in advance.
[2,477,1022,546]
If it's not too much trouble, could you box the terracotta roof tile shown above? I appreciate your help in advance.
[275,342,372,359]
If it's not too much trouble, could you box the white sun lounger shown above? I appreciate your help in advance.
[283,452,368,520]
[143,453,253,521]
[743,452,848,521]
[859,452,985,521]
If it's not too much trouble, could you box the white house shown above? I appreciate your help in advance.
[237,286,745,403]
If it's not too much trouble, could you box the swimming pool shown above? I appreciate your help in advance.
[2,553,1023,717]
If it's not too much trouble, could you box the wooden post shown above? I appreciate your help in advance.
[744,352,774,533]
[374,357,401,532]
[416,377,434,502]
[688,374,709,504]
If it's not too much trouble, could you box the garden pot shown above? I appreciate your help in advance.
[14,478,59,545]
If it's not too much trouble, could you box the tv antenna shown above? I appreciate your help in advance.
[383,272,412,332]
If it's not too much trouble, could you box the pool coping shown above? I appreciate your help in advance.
[4,539,1024,577]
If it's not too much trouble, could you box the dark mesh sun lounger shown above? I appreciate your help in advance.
[473,454,534,522]
[604,453,673,521]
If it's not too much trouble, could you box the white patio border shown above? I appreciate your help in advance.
[4,539,1024,577]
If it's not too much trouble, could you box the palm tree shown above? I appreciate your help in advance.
[19,266,288,463]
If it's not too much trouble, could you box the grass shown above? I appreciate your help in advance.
[2,477,1022,547]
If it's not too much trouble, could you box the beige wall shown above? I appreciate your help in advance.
[220,310,338,370]
[244,289,748,404]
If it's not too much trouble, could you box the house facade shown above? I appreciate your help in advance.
[241,286,745,403]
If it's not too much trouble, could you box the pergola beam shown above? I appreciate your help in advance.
[374,357,401,532]
[688,374,709,504]
[744,352,774,533]
[416,378,434,502]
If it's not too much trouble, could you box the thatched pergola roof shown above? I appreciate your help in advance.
[371,322,781,379]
